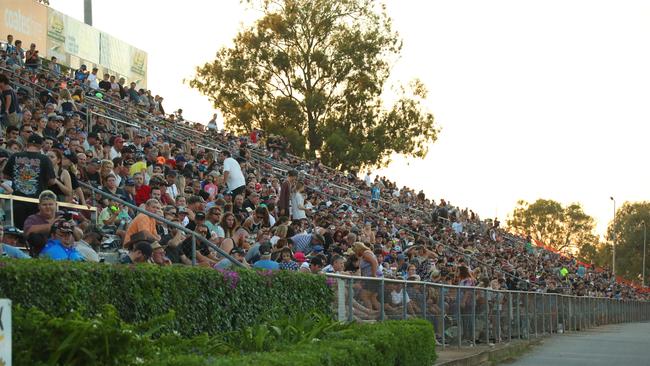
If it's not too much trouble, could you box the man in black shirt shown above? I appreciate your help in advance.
[98,74,112,92]
[3,134,56,229]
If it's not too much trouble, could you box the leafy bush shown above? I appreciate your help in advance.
[13,305,435,366]
[0,259,332,336]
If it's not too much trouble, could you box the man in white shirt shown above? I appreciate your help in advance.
[165,170,179,201]
[109,137,124,159]
[86,67,100,90]
[207,114,218,132]
[364,171,372,187]
[220,150,246,196]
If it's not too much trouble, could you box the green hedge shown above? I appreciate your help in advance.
[14,303,436,366]
[201,320,437,366]
[0,259,332,336]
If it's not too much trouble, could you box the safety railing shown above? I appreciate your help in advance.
[0,193,97,227]
[326,273,650,349]
[77,181,244,267]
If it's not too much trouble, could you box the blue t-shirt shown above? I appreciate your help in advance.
[1,244,30,259]
[40,239,84,261]
[253,259,280,270]
[371,187,380,201]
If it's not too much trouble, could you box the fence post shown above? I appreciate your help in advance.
[456,288,462,348]
[541,293,546,335]
[524,292,529,339]
[191,234,197,266]
[402,281,408,320]
[495,292,501,343]
[485,289,490,344]
[421,282,427,321]
[516,292,521,339]
[472,288,477,346]
[533,293,538,337]
[347,278,354,322]
[507,292,512,342]
[380,278,385,321]
[440,287,446,349]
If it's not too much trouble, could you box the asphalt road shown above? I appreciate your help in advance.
[506,322,650,366]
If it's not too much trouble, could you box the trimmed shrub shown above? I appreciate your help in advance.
[209,319,437,366]
[13,304,436,366]
[0,259,332,336]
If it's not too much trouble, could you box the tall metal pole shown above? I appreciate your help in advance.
[84,0,93,26]
[610,197,616,276]
[641,220,648,288]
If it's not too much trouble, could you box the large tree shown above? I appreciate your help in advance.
[507,199,600,255]
[606,202,650,283]
[189,0,438,170]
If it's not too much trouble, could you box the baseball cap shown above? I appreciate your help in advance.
[53,220,74,233]
[312,245,324,253]
[90,158,101,165]
[63,151,78,164]
[195,212,206,220]
[294,252,306,263]
[27,134,44,145]
[125,178,135,186]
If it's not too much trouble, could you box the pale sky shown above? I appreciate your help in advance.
[48,0,650,237]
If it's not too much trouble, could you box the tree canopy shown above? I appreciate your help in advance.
[507,199,600,255]
[605,201,650,283]
[190,0,438,170]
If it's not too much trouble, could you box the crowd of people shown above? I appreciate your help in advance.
[0,33,647,314]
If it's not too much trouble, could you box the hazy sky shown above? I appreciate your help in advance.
[48,0,650,237]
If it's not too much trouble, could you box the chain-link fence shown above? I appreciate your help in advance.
[327,274,650,349]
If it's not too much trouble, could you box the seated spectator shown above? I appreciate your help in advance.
[252,243,279,270]
[40,221,84,261]
[323,255,345,273]
[214,247,249,269]
[74,228,101,263]
[278,247,299,271]
[123,199,162,247]
[0,226,30,259]
[120,240,153,264]
[24,190,58,238]
[150,241,171,266]
[290,232,325,254]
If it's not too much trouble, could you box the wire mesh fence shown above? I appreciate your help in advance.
[327,274,650,349]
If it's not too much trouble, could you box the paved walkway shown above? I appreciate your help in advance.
[506,322,650,366]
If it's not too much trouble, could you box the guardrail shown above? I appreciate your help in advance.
[326,273,650,349]
[0,193,97,227]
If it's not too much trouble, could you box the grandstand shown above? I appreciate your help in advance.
[0,2,649,353]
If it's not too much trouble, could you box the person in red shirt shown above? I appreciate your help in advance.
[133,172,151,206]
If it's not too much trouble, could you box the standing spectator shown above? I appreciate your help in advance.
[86,67,100,89]
[40,221,84,261]
[74,65,88,82]
[291,181,308,221]
[49,56,61,76]
[13,40,24,67]
[0,74,21,127]
[207,114,218,132]
[220,150,246,196]
[24,43,39,71]
[98,74,112,92]
[3,135,56,229]
[278,169,298,217]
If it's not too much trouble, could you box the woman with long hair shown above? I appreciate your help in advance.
[46,149,73,202]
[220,212,239,238]
[99,159,115,187]
[353,242,382,312]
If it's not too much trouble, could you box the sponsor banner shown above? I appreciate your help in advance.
[0,299,11,366]
[0,0,47,50]
[46,8,100,65]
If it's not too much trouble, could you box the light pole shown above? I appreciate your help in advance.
[642,220,647,288]
[610,197,616,276]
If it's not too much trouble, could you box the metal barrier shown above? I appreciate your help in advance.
[326,273,650,349]
[0,193,97,227]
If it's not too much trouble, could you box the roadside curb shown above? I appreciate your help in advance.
[434,337,545,366]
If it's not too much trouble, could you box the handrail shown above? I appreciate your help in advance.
[77,181,244,267]
[0,193,98,227]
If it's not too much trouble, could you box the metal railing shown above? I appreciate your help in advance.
[326,273,650,349]
[77,181,244,267]
[0,193,97,227]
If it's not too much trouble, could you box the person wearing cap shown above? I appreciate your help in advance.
[3,134,56,229]
[252,243,279,270]
[120,240,153,264]
[219,150,246,196]
[290,231,325,255]
[0,226,30,259]
[150,241,171,266]
[214,246,249,269]
[40,220,84,261]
